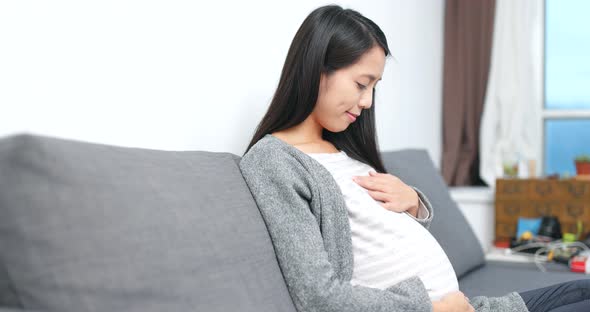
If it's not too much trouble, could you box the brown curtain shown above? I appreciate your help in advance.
[441,0,496,186]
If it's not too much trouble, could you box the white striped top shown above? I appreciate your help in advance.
[306,150,459,301]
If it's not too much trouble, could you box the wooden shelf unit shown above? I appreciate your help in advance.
[495,178,590,241]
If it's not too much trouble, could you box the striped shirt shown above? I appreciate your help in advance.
[306,150,459,301]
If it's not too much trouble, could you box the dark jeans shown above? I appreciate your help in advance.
[517,279,590,312]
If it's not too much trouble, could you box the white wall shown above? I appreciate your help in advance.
[449,187,496,253]
[0,0,444,168]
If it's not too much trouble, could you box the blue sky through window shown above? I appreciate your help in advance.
[545,119,590,175]
[545,0,590,109]
[544,0,590,176]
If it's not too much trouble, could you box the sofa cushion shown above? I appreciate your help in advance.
[380,149,485,278]
[458,261,586,298]
[0,133,296,312]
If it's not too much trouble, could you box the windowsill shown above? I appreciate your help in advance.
[448,186,494,204]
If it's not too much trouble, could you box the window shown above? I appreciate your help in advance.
[543,0,590,176]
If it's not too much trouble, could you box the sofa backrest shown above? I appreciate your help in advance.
[0,134,296,312]
[380,149,485,279]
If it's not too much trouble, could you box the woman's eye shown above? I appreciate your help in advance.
[356,82,367,90]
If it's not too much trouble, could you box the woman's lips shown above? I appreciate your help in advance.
[346,111,357,122]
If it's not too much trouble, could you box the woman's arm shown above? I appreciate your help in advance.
[239,150,433,312]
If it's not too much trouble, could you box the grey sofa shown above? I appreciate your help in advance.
[0,133,584,312]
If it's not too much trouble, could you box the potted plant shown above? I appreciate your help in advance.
[574,154,590,176]
[503,161,519,178]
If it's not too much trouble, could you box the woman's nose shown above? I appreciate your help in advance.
[359,95,372,109]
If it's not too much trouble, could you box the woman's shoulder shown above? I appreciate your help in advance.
[240,135,300,171]
[242,134,290,163]
[239,134,318,182]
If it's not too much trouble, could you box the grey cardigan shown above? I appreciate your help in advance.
[239,134,528,312]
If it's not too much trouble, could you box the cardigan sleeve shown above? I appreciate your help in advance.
[405,186,434,230]
[239,149,433,312]
[404,196,429,220]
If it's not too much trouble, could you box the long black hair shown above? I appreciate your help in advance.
[243,4,391,174]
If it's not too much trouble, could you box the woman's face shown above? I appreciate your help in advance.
[312,45,385,132]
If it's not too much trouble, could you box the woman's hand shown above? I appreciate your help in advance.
[433,291,475,312]
[352,170,419,215]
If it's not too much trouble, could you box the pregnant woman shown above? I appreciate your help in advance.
[239,5,590,312]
